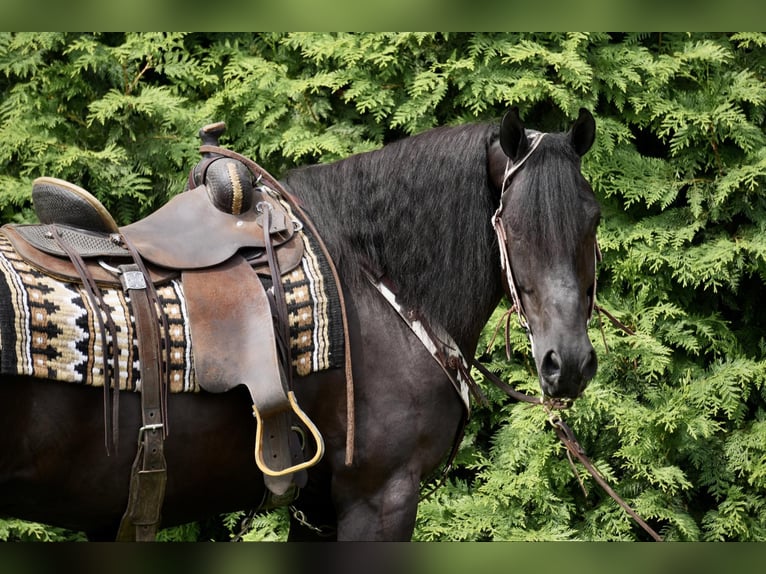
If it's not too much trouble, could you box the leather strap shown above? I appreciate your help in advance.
[116,263,167,542]
[548,413,663,542]
[363,267,482,414]
[363,267,478,501]
[50,225,121,453]
[260,203,292,389]
[45,226,168,540]
[472,355,663,541]
[121,234,171,434]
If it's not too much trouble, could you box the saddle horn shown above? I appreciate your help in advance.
[188,121,256,216]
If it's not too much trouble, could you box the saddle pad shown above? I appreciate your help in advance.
[0,211,345,391]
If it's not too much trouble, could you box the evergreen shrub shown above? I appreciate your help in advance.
[1,32,764,541]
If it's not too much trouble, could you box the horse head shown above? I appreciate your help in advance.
[490,108,600,400]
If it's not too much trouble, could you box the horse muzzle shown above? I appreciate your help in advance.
[537,340,597,400]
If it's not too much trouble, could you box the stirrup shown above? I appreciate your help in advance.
[32,177,119,233]
[253,391,325,477]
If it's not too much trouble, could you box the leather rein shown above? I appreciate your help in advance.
[367,131,664,542]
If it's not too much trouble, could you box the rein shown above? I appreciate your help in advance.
[472,356,663,542]
[368,261,663,541]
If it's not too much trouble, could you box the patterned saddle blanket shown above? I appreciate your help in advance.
[0,208,345,391]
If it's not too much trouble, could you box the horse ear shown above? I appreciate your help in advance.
[569,108,596,156]
[500,107,529,161]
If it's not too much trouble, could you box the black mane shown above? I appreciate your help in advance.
[283,124,503,345]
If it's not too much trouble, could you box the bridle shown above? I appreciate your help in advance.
[490,130,602,353]
[491,130,544,339]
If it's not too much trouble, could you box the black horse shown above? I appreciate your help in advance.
[0,108,600,541]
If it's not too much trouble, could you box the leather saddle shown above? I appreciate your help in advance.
[1,123,325,539]
[10,176,305,282]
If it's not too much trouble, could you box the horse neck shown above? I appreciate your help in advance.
[284,125,504,354]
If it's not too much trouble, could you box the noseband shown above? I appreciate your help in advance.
[490,130,601,358]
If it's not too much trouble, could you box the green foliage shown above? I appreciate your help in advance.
[1,32,765,542]
[145,509,289,542]
[0,518,85,542]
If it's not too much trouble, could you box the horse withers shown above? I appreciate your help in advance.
[0,108,600,541]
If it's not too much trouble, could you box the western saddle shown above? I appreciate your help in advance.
[2,123,330,541]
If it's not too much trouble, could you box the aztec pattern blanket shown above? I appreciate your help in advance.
[0,205,344,393]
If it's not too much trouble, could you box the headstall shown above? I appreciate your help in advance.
[490,130,602,359]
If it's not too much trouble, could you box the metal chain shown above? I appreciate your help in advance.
[288,506,336,538]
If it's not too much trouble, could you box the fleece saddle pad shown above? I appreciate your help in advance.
[0,209,344,392]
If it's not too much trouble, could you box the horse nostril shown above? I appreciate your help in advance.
[541,350,561,381]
